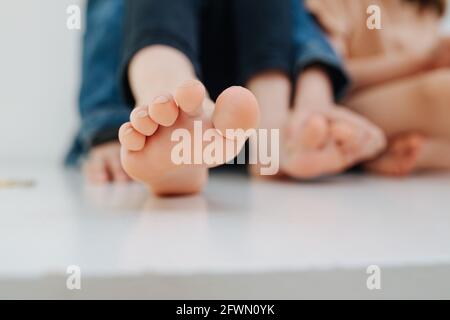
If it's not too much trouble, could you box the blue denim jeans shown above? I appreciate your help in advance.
[292,0,350,100]
[67,0,350,165]
[66,0,129,166]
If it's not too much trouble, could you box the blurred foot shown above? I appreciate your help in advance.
[365,133,450,176]
[281,107,386,179]
[119,80,259,196]
[83,142,130,184]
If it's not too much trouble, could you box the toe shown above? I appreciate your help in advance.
[299,114,329,149]
[130,106,159,136]
[408,134,425,152]
[392,134,424,157]
[390,136,413,160]
[118,122,146,151]
[83,158,109,184]
[331,108,386,157]
[107,157,130,183]
[330,122,356,148]
[148,94,180,127]
[212,86,260,140]
[391,134,424,174]
[365,134,424,177]
[174,80,206,116]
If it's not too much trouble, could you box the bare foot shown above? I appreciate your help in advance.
[119,80,259,196]
[281,107,386,179]
[365,133,450,176]
[83,142,130,184]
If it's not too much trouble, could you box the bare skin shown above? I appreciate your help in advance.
[246,71,290,178]
[365,133,450,176]
[248,67,386,179]
[347,36,450,92]
[303,0,450,175]
[83,142,130,184]
[118,46,259,196]
[346,69,450,175]
[328,17,450,176]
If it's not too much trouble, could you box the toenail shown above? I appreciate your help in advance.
[136,110,148,118]
[153,95,170,104]
[125,128,134,135]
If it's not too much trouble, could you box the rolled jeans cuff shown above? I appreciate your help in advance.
[65,107,130,166]
[295,42,351,101]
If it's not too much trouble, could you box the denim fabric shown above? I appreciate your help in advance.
[66,0,129,166]
[66,0,350,165]
[121,0,293,104]
[292,0,351,101]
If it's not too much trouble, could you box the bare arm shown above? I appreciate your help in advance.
[345,35,450,91]
[346,51,431,91]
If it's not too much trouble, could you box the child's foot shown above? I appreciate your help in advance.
[119,80,259,196]
[364,133,424,176]
[281,107,386,179]
[365,134,450,176]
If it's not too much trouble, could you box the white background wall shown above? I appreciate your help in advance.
[0,0,84,165]
[0,0,449,165]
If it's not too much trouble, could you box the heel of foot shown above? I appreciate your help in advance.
[149,168,208,196]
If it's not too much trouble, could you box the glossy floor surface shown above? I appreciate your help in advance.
[1,164,449,299]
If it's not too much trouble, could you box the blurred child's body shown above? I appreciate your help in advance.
[307,0,450,175]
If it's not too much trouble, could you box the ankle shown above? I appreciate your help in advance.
[294,67,335,112]
[247,73,290,131]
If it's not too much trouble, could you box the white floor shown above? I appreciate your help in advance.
[1,163,450,299]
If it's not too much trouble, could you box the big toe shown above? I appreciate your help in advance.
[330,121,357,150]
[331,119,386,162]
[299,114,329,150]
[212,86,260,140]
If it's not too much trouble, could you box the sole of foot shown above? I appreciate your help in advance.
[281,108,386,179]
[119,80,259,196]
